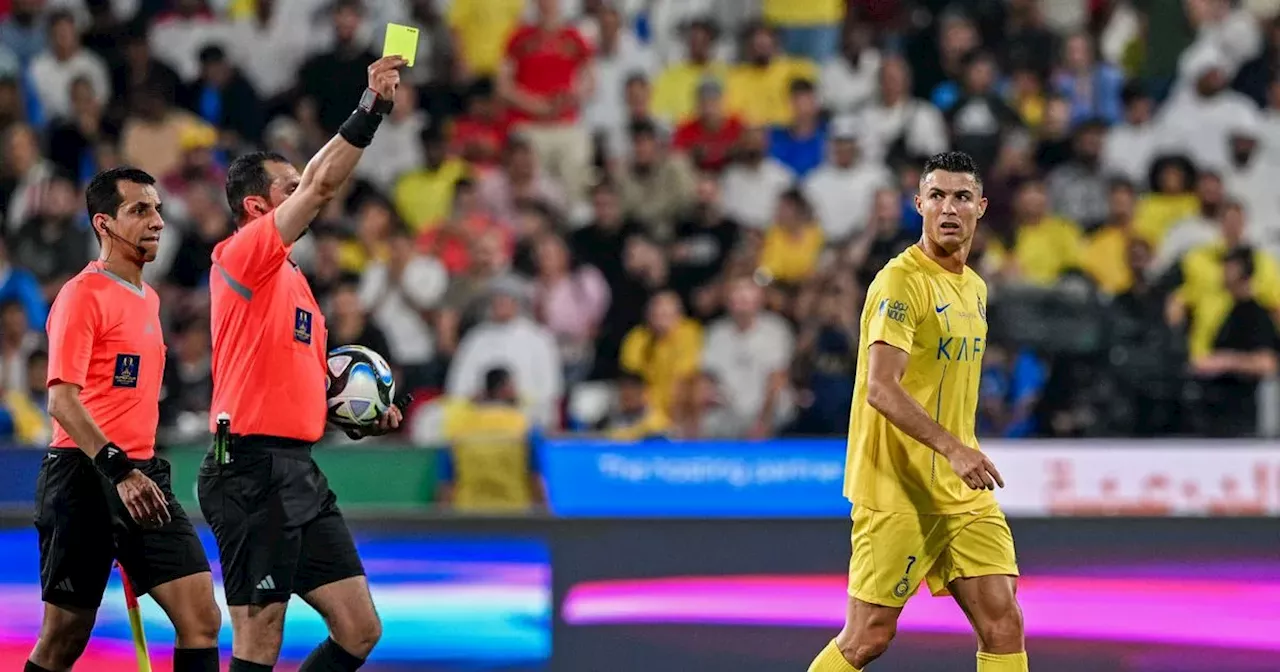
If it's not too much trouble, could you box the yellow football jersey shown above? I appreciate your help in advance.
[845,245,996,514]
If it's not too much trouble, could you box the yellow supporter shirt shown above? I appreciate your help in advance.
[723,57,819,127]
[997,216,1082,286]
[1133,193,1200,247]
[620,319,703,413]
[759,223,824,284]
[448,0,526,77]
[607,407,673,440]
[1177,243,1280,359]
[763,0,845,26]
[441,399,537,512]
[392,158,469,233]
[652,61,730,124]
[846,245,995,514]
[1080,225,1133,295]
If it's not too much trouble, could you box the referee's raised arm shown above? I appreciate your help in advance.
[271,55,406,244]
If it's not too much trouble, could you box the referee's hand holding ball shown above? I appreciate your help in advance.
[368,54,406,99]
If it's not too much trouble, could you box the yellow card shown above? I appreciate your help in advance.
[382,23,419,67]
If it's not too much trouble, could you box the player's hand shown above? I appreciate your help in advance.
[117,470,171,528]
[946,444,1004,491]
[367,55,405,100]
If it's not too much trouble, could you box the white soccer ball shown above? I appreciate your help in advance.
[325,345,396,428]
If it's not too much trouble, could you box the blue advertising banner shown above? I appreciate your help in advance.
[0,448,41,507]
[539,438,850,517]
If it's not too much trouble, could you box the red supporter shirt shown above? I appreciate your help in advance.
[673,116,745,172]
[210,212,328,442]
[451,115,509,167]
[505,24,592,125]
[47,262,165,459]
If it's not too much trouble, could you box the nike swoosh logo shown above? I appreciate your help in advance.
[935,304,951,313]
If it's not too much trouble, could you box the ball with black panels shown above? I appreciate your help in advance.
[325,345,396,428]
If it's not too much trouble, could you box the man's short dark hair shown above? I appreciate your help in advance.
[921,151,982,186]
[789,78,816,96]
[1224,246,1255,279]
[47,9,75,33]
[85,167,156,240]
[484,367,513,396]
[225,151,289,223]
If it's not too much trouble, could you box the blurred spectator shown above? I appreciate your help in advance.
[583,2,656,150]
[620,290,700,414]
[1006,66,1048,131]
[305,226,348,305]
[1153,169,1230,275]
[297,0,378,135]
[158,122,224,205]
[1111,237,1185,437]
[1000,0,1058,77]
[0,0,48,66]
[857,55,949,165]
[436,230,529,358]
[227,0,310,103]
[0,299,39,391]
[1053,31,1124,126]
[724,22,818,127]
[947,50,1022,171]
[1047,119,1110,231]
[148,0,230,82]
[160,318,212,441]
[393,127,469,232]
[10,175,91,301]
[447,0,526,80]
[1080,179,1140,295]
[356,80,428,190]
[0,76,25,131]
[3,124,57,235]
[788,278,857,435]
[1100,83,1162,187]
[820,21,880,114]
[327,279,396,364]
[1232,13,1280,107]
[46,75,119,182]
[1033,94,1075,171]
[844,187,918,288]
[926,13,982,110]
[180,44,265,146]
[768,79,826,178]
[111,32,181,121]
[764,0,844,62]
[0,348,50,446]
[598,371,671,439]
[401,0,462,91]
[511,200,558,276]
[165,181,229,292]
[439,367,545,513]
[1185,247,1278,436]
[804,116,892,244]
[615,119,695,242]
[1222,118,1280,246]
[447,280,563,428]
[992,178,1082,286]
[477,136,566,225]
[119,86,207,179]
[670,172,740,314]
[1159,50,1261,173]
[651,16,727,124]
[978,345,1047,438]
[569,181,641,286]
[418,178,508,275]
[758,188,824,285]
[671,78,743,173]
[703,277,795,438]
[29,10,110,122]
[531,233,610,384]
[359,224,448,389]
[721,126,794,230]
[1134,155,1201,251]
[1180,0,1264,82]
[671,369,747,438]
[499,0,595,204]
[593,232,671,380]
[449,79,508,171]
[603,73,665,164]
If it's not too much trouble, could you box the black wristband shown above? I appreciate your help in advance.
[338,107,384,149]
[94,443,134,484]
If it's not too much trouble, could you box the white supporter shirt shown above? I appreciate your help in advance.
[446,316,564,428]
[701,312,795,424]
[820,50,881,115]
[857,99,949,164]
[721,158,795,231]
[28,50,109,119]
[359,256,449,366]
[803,161,892,243]
[1100,121,1164,186]
[1157,89,1261,172]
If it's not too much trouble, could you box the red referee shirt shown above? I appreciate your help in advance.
[46,262,165,459]
[210,212,328,442]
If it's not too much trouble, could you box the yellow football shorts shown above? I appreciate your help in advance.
[847,504,1019,607]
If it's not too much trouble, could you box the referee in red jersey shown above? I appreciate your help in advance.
[29,167,220,672]
[198,56,406,672]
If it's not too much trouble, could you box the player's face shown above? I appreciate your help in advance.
[915,169,986,253]
[106,181,165,262]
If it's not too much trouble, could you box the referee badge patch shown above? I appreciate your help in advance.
[113,354,140,388]
[294,308,313,344]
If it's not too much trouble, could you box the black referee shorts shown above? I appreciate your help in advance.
[34,449,210,610]
[197,436,365,607]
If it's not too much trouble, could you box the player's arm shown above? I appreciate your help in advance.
[272,55,406,244]
[45,288,170,526]
[865,343,1003,490]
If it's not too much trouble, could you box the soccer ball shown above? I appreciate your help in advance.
[325,345,396,428]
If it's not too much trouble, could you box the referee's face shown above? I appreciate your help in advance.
[109,181,165,262]
[917,169,985,254]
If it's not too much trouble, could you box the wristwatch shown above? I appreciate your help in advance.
[358,88,394,115]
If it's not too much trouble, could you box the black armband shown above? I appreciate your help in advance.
[338,107,384,148]
[94,442,135,484]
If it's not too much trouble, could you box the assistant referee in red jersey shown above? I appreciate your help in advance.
[30,167,220,672]
[198,56,405,672]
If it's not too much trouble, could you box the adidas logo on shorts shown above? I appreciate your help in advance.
[256,575,277,591]
[53,578,74,592]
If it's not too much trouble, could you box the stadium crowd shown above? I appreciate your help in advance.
[0,0,1278,451]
